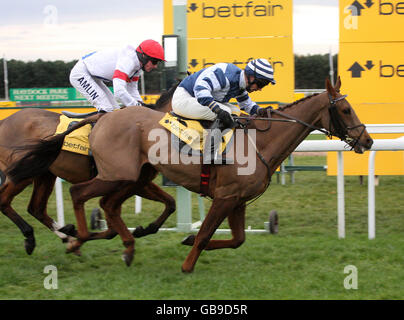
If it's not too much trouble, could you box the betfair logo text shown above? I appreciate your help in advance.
[348,60,404,78]
[349,0,404,16]
[188,1,284,18]
[189,58,284,71]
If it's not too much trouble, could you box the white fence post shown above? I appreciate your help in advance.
[55,178,64,226]
[337,151,345,239]
[135,196,142,214]
[368,151,377,240]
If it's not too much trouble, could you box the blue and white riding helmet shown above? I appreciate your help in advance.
[245,59,276,86]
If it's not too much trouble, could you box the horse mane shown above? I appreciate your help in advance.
[277,93,321,111]
[142,81,180,110]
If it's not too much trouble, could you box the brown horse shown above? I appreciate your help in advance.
[0,85,176,255]
[6,77,373,271]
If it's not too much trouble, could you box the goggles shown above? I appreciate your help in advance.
[253,78,271,89]
[149,57,161,65]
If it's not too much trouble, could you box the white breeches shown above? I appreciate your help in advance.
[172,86,239,120]
[69,60,119,112]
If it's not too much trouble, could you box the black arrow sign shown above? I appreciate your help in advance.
[189,59,198,68]
[365,0,374,8]
[189,3,198,12]
[365,60,374,70]
[348,62,365,78]
[349,0,365,16]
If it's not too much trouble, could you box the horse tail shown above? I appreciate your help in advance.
[6,113,103,184]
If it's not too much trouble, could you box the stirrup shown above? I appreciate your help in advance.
[202,120,233,165]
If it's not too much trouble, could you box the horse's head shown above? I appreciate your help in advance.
[141,81,179,113]
[320,76,373,154]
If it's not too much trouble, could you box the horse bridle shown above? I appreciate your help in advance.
[327,94,366,150]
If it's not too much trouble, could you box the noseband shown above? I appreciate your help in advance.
[328,94,366,150]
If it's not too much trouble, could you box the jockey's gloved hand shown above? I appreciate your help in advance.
[210,102,236,128]
[257,107,268,117]
[216,109,236,128]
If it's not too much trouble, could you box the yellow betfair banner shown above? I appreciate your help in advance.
[339,42,404,104]
[163,0,174,34]
[349,102,404,124]
[187,36,294,103]
[327,134,404,175]
[338,0,404,176]
[187,0,293,38]
[340,0,404,43]
[327,101,404,176]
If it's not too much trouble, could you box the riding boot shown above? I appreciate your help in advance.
[202,119,223,165]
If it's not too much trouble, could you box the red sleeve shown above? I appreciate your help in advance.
[113,69,130,82]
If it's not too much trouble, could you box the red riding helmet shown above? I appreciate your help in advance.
[136,39,166,63]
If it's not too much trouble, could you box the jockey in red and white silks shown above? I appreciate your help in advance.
[172,59,276,129]
[69,39,165,112]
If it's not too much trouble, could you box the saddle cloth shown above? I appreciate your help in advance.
[158,113,234,154]
[55,115,92,156]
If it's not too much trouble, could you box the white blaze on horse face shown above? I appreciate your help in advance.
[148,128,170,164]
[236,129,257,176]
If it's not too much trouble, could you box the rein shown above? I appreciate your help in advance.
[234,109,329,135]
[235,93,366,148]
[232,93,366,205]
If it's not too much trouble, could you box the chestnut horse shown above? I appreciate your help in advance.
[0,85,176,255]
[6,78,373,271]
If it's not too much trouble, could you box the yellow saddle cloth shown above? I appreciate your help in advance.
[159,113,236,153]
[55,115,92,156]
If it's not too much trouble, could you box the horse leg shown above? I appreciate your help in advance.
[67,178,123,253]
[98,182,137,266]
[0,180,36,254]
[83,180,176,241]
[85,183,140,242]
[132,182,176,238]
[86,216,118,241]
[181,196,238,273]
[27,172,76,245]
[182,203,246,250]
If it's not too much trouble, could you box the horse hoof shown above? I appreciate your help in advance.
[133,224,159,238]
[24,238,36,255]
[132,226,145,238]
[65,239,81,255]
[122,252,134,267]
[181,235,195,246]
[65,247,82,256]
[181,264,194,273]
[58,224,77,237]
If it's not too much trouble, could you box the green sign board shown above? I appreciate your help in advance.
[9,88,92,101]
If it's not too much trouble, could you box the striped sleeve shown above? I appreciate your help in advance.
[193,66,228,107]
[235,90,257,114]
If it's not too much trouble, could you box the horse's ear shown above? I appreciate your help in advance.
[334,76,342,92]
[325,78,337,97]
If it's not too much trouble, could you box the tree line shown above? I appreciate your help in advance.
[0,54,338,99]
